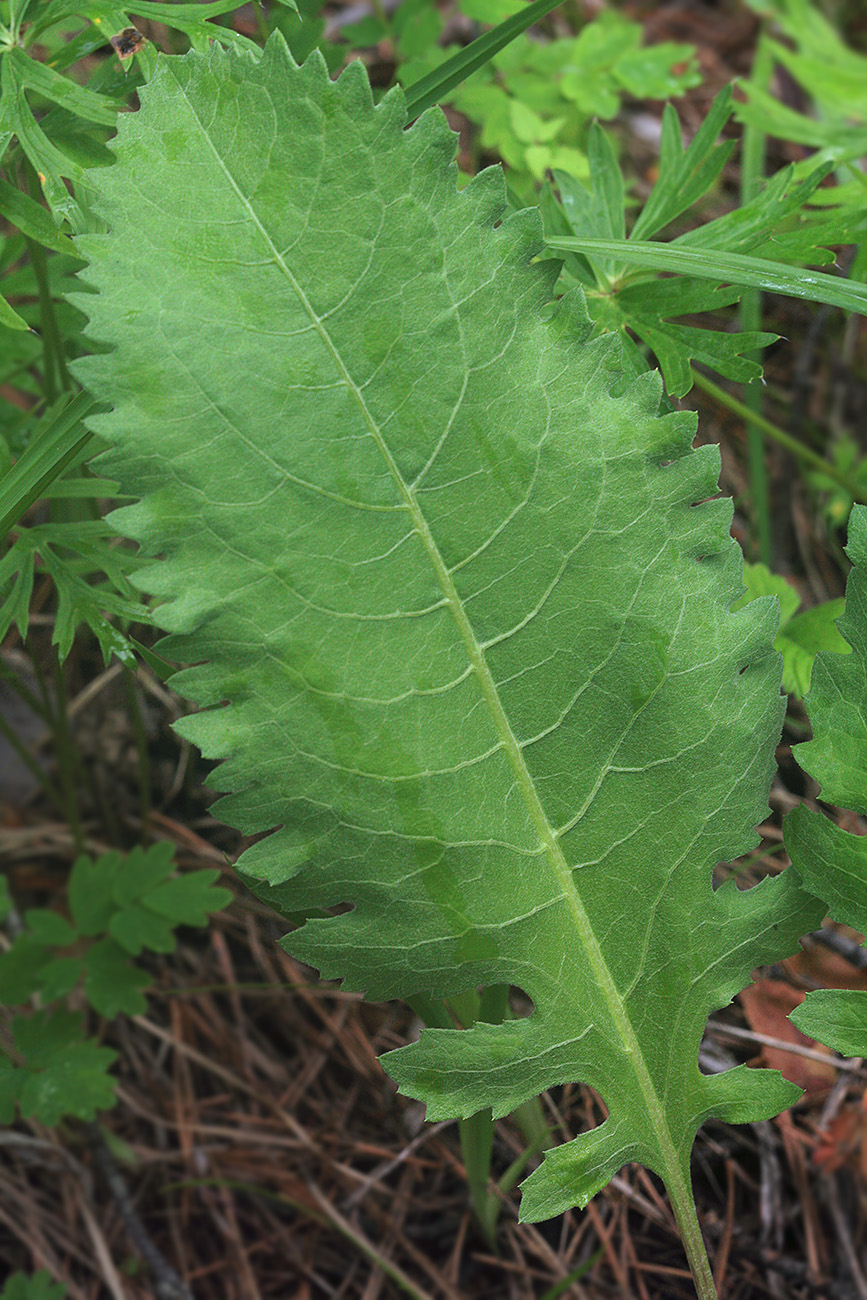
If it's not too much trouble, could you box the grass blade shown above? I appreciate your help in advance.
[0,391,101,539]
[544,236,867,315]
[403,0,566,120]
[0,291,30,331]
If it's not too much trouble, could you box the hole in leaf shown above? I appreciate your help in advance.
[446,984,535,1028]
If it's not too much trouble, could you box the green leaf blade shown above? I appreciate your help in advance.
[402,0,567,120]
[0,291,31,331]
[84,937,150,1017]
[144,870,231,926]
[7,46,120,126]
[790,989,867,1059]
[544,237,867,317]
[792,509,867,813]
[1,1010,117,1126]
[631,88,735,242]
[1,1271,67,1300]
[0,178,78,255]
[784,507,867,1057]
[73,39,824,1218]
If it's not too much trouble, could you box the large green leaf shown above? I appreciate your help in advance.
[72,38,824,1235]
[787,506,867,1056]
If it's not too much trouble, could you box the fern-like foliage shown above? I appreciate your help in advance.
[72,37,825,1228]
[540,86,865,398]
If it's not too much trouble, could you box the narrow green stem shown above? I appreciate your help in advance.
[23,234,65,402]
[459,1106,498,1246]
[124,664,151,830]
[22,162,72,399]
[0,654,51,721]
[251,0,269,43]
[44,647,83,852]
[741,376,771,562]
[0,705,65,813]
[370,0,391,31]
[738,33,774,564]
[666,1169,719,1300]
[691,369,867,505]
[410,986,512,1246]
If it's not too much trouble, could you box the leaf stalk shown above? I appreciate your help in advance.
[667,1174,719,1300]
[691,369,867,508]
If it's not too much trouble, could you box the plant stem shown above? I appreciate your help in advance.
[370,0,390,28]
[251,0,269,43]
[666,1167,719,1300]
[460,1106,498,1246]
[124,664,151,830]
[42,645,83,852]
[0,653,51,721]
[739,33,774,565]
[691,369,867,506]
[23,163,72,400]
[23,234,68,402]
[0,705,64,813]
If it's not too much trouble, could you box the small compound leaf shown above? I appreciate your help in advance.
[0,1271,67,1300]
[69,850,122,935]
[632,89,735,241]
[3,1010,117,1125]
[734,563,801,625]
[84,937,150,1017]
[69,843,219,959]
[0,935,50,1005]
[111,842,176,907]
[37,956,85,1003]
[23,908,77,948]
[143,869,232,927]
[109,903,176,956]
[543,93,796,397]
[734,568,849,698]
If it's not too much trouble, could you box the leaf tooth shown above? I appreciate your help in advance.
[519,1115,639,1221]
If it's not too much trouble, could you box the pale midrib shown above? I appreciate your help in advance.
[175,70,688,1191]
